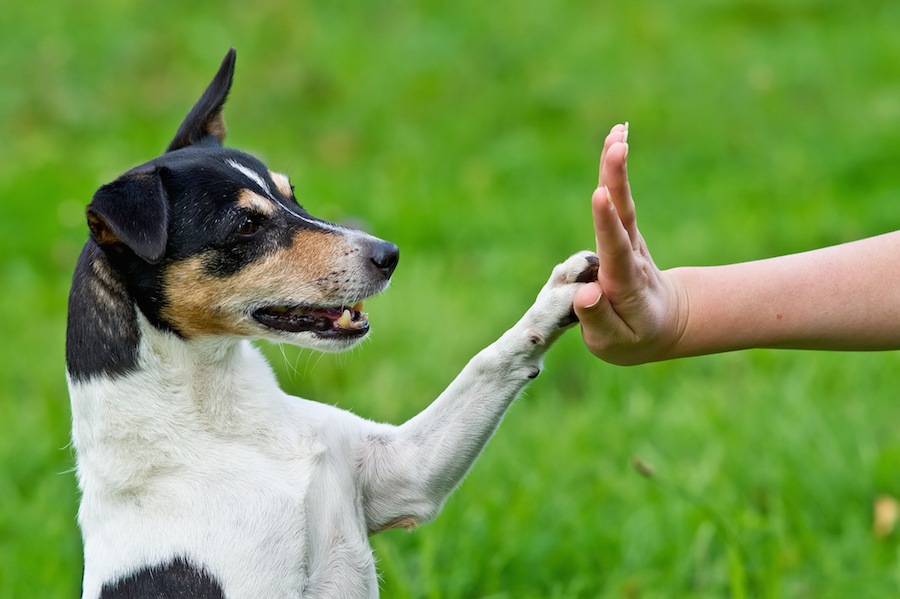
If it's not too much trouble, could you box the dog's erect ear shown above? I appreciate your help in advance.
[166,48,236,153]
[87,168,169,264]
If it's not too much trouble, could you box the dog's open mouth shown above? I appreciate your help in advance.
[252,301,369,338]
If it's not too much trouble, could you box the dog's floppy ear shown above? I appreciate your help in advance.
[86,168,168,264]
[166,48,236,153]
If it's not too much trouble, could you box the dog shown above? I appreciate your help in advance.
[65,48,598,598]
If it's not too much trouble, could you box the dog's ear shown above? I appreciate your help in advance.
[86,168,168,264]
[166,48,236,153]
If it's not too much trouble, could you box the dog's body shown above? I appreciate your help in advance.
[66,49,596,598]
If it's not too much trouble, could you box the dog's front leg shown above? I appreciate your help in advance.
[358,251,598,534]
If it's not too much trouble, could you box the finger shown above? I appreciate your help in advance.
[592,186,637,298]
[598,124,627,186]
[602,140,639,245]
[573,282,616,327]
[598,123,628,187]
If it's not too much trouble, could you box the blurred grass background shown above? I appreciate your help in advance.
[2,0,900,597]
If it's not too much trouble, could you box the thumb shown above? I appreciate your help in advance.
[573,281,625,360]
[573,282,615,326]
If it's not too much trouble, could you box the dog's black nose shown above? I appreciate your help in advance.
[371,240,400,279]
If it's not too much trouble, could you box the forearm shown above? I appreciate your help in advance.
[668,231,900,358]
[361,252,595,532]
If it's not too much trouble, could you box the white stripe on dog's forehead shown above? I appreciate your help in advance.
[226,158,347,234]
[227,159,274,199]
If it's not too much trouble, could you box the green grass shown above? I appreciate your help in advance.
[2,0,900,596]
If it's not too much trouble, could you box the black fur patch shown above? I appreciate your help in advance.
[100,557,224,599]
[66,243,141,382]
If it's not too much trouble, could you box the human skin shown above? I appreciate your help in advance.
[572,123,900,366]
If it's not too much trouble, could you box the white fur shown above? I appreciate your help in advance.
[227,159,275,199]
[69,251,595,598]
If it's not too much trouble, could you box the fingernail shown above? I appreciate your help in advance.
[622,121,629,144]
[603,186,616,211]
[586,288,604,309]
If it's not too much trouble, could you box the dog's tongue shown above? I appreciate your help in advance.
[312,307,344,320]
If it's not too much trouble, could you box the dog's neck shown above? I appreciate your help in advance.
[66,242,283,439]
[67,244,289,497]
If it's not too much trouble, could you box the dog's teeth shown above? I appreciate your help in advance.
[337,309,353,328]
[353,301,365,312]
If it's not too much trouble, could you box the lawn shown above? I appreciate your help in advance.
[1,0,899,597]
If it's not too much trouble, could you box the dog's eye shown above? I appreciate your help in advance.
[236,216,260,236]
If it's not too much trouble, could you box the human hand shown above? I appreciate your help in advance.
[572,124,686,365]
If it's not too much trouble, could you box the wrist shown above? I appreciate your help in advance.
[661,267,696,360]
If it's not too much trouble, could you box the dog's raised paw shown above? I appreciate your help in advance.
[529,250,599,333]
[550,251,599,288]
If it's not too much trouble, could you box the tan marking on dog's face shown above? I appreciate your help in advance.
[161,229,358,339]
[269,171,293,199]
[236,189,277,216]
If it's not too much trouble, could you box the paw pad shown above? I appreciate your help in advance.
[575,255,600,284]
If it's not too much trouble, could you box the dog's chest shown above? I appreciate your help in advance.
[70,333,385,597]
[72,375,373,597]
[80,429,378,597]
[77,428,317,594]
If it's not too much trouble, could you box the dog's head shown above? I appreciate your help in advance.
[86,49,398,352]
